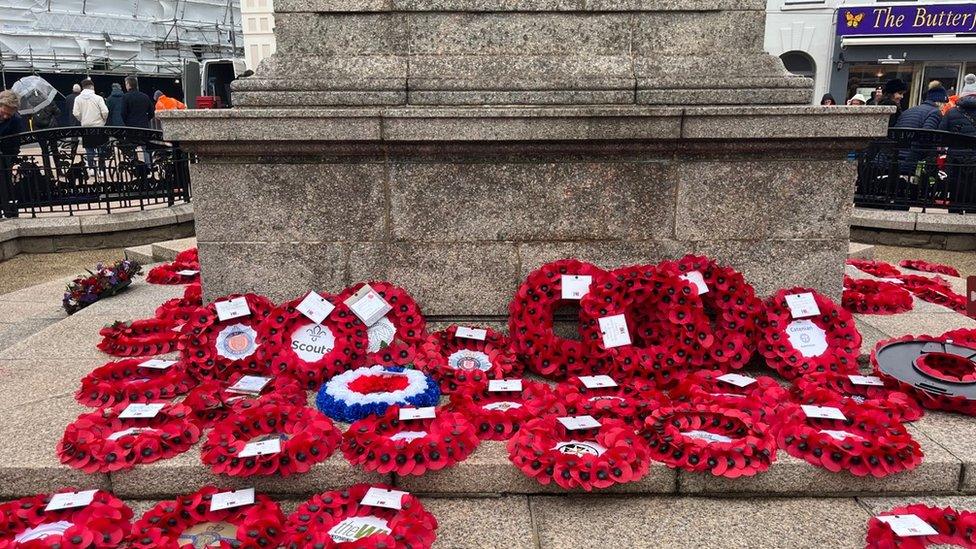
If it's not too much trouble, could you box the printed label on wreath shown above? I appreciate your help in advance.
[717,373,757,387]
[295,292,335,325]
[14,521,73,543]
[238,434,283,458]
[361,487,408,510]
[367,316,397,354]
[210,488,255,511]
[818,429,863,442]
[588,395,626,404]
[176,269,200,277]
[178,521,239,548]
[553,440,607,457]
[328,516,392,543]
[561,274,593,300]
[785,292,821,319]
[290,323,336,363]
[214,297,251,322]
[877,514,939,537]
[399,407,436,421]
[578,375,617,389]
[483,401,523,411]
[138,359,177,370]
[849,374,885,386]
[344,285,392,327]
[215,323,259,361]
[714,392,747,399]
[786,319,828,358]
[455,326,487,341]
[801,404,847,421]
[107,427,156,441]
[679,271,709,295]
[683,430,733,444]
[45,490,97,511]
[488,379,522,392]
[558,415,601,430]
[879,277,904,284]
[598,314,632,349]
[226,375,270,396]
[390,430,429,442]
[448,349,492,372]
[118,402,165,419]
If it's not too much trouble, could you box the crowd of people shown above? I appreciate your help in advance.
[821,74,976,136]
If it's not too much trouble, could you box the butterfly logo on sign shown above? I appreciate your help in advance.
[845,11,864,28]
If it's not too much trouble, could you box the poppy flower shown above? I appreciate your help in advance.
[146,248,200,285]
[415,326,523,394]
[546,376,667,426]
[182,372,307,428]
[446,378,557,440]
[842,276,914,315]
[154,282,203,325]
[316,365,441,423]
[899,259,960,277]
[793,370,923,422]
[178,293,276,381]
[846,259,901,278]
[0,489,133,549]
[669,370,789,424]
[97,318,185,357]
[76,358,196,408]
[895,275,967,313]
[337,282,427,367]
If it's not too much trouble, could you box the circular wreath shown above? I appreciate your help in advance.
[508,259,608,379]
[182,372,308,428]
[757,287,861,380]
[899,259,960,277]
[842,276,914,315]
[76,358,196,408]
[146,264,200,285]
[155,282,203,325]
[872,334,976,415]
[659,255,762,371]
[865,504,976,548]
[129,485,285,549]
[97,318,183,357]
[507,415,650,491]
[337,282,427,367]
[316,365,441,423]
[259,291,368,390]
[57,403,200,473]
[445,378,557,440]
[546,376,667,426]
[770,401,922,477]
[669,370,789,424]
[0,489,133,549]
[641,404,777,478]
[578,263,712,388]
[847,259,901,278]
[283,483,438,549]
[415,326,523,393]
[179,293,276,381]
[896,275,966,313]
[202,401,341,477]
[342,406,480,476]
[793,371,923,422]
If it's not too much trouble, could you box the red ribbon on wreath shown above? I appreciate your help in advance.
[446,378,557,440]
[76,358,196,408]
[0,489,133,549]
[337,282,427,367]
[415,326,523,393]
[865,504,976,548]
[179,293,276,381]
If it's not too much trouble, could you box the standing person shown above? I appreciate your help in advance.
[847,93,867,106]
[153,90,186,112]
[940,78,976,136]
[895,85,948,130]
[880,79,908,127]
[867,86,884,105]
[0,90,26,218]
[120,76,154,129]
[72,79,109,170]
[106,83,125,126]
[820,93,836,106]
[61,83,81,126]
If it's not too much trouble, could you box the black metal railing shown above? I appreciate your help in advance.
[855,129,976,213]
[0,126,191,218]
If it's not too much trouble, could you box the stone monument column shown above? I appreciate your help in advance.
[163,0,889,316]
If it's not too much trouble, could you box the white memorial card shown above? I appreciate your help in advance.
[296,292,335,325]
[238,437,282,458]
[138,359,177,370]
[598,314,631,349]
[558,415,601,430]
[399,407,437,421]
[176,269,199,277]
[215,296,251,322]
[210,488,255,511]
[118,403,165,419]
[360,487,408,510]
[877,514,939,537]
[716,373,757,387]
[801,404,847,421]
[344,285,392,327]
[579,375,617,389]
[455,326,487,341]
[45,490,97,511]
[785,292,821,319]
[561,275,593,300]
[679,271,709,295]
[226,375,271,396]
[849,374,885,387]
[488,379,523,392]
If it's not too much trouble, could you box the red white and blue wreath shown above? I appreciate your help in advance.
[179,293,276,381]
[416,325,523,393]
[76,357,196,408]
[316,365,441,423]
[0,489,134,548]
[338,281,428,367]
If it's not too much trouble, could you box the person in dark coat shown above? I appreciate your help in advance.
[61,83,81,126]
[106,83,125,126]
[895,86,948,130]
[879,79,908,127]
[0,90,26,218]
[120,76,154,129]
[820,93,836,106]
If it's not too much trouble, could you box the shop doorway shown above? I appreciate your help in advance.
[915,63,962,102]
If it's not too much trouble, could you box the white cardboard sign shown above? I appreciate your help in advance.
[118,403,165,419]
[679,271,709,295]
[138,359,177,370]
[455,327,487,341]
[296,292,335,325]
[877,514,939,537]
[399,407,436,421]
[849,374,885,387]
[344,285,392,327]
[226,375,270,396]
[488,379,523,392]
[558,415,601,430]
[598,314,631,348]
[578,375,617,389]
[785,292,821,319]
[210,488,255,511]
[238,437,282,458]
[716,373,756,387]
[214,296,251,322]
[561,275,593,300]
[360,487,408,510]
[45,490,98,511]
[801,404,847,421]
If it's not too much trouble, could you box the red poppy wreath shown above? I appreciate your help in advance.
[897,275,966,313]
[508,259,608,379]
[669,370,789,424]
[445,378,557,440]
[182,372,307,428]
[97,318,183,357]
[0,489,134,549]
[201,401,342,477]
[842,276,914,315]
[259,291,368,390]
[641,404,777,478]
[179,293,276,381]
[871,334,976,416]
[899,259,960,277]
[415,325,522,393]
[129,485,286,549]
[342,406,480,476]
[337,281,427,367]
[757,287,861,380]
[547,376,667,426]
[57,403,200,473]
[155,282,203,325]
[76,358,196,408]
[792,371,923,422]
[507,415,650,491]
[865,504,976,548]
[146,248,200,285]
[770,401,922,477]
[283,483,438,549]
[846,259,902,278]
[578,263,712,388]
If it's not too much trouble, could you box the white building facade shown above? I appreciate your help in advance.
[241,0,276,71]
[765,0,976,106]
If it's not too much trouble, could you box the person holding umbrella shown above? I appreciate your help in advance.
[0,90,25,218]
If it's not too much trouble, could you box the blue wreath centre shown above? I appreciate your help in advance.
[315,366,441,423]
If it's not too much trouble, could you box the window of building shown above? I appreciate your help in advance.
[259,17,269,32]
[846,63,915,107]
[261,43,271,58]
[780,51,816,79]
[247,17,257,32]
[250,44,259,62]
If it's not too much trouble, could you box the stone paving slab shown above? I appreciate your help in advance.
[910,412,976,492]
[151,237,197,261]
[855,312,976,339]
[123,244,155,264]
[0,312,127,361]
[0,275,77,304]
[531,495,870,549]
[859,495,976,514]
[0,318,60,353]
[847,242,875,260]
[0,300,65,324]
[424,496,536,549]
[0,358,104,411]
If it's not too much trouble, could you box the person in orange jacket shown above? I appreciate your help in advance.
[153,90,186,111]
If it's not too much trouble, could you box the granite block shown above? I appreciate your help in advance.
[0,358,104,411]
[407,55,634,91]
[854,319,890,360]
[860,496,976,514]
[851,208,918,231]
[0,318,58,353]
[160,108,384,143]
[0,276,77,304]
[150,237,198,261]
[682,105,891,140]
[407,89,635,106]
[421,496,536,549]
[13,216,82,237]
[848,242,875,260]
[124,244,156,264]
[389,161,674,242]
[0,300,65,324]
[638,87,812,106]
[632,11,765,56]
[915,212,976,234]
[910,412,976,492]
[0,313,124,361]
[78,208,178,235]
[275,13,408,55]
[517,240,687,277]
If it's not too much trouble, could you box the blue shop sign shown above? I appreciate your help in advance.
[838,3,976,36]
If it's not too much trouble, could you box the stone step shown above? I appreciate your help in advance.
[123,244,155,264]
[847,242,874,260]
[150,237,197,262]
